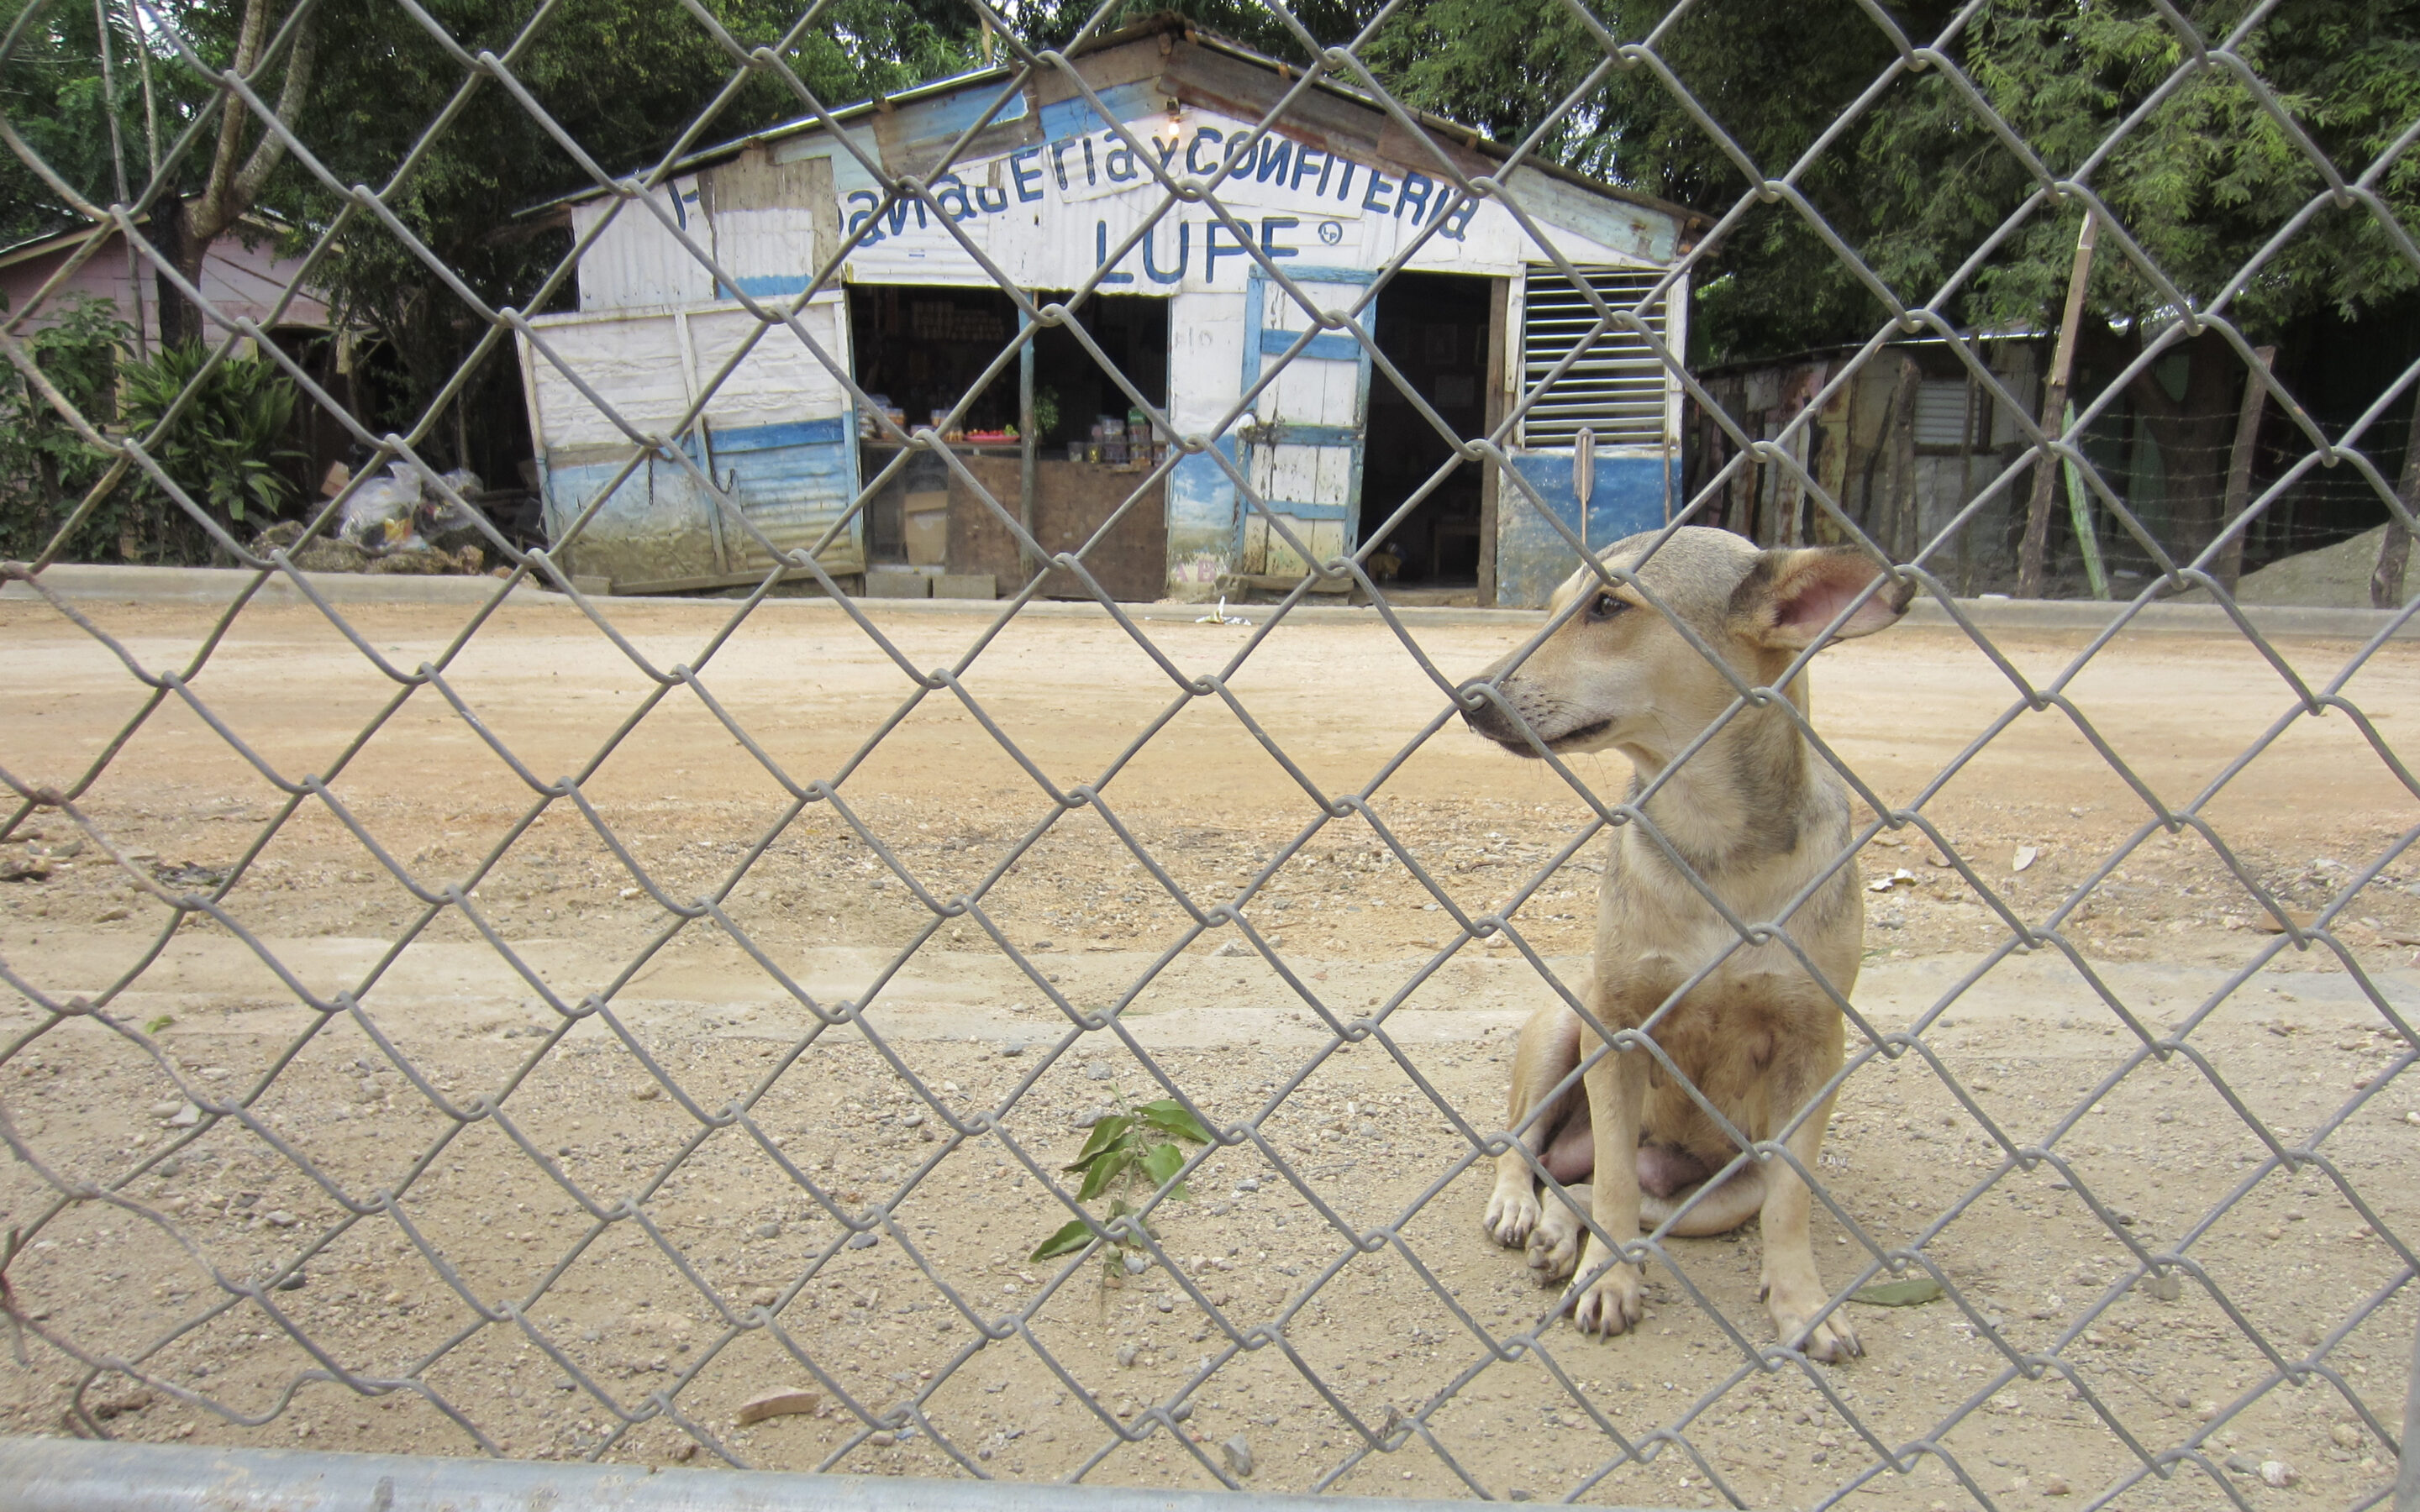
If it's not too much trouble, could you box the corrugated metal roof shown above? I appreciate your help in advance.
[518,15,1703,232]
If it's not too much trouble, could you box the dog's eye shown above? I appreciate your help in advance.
[1587,591,1628,622]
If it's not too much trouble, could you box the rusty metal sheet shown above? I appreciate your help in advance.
[1029,34,1171,113]
[1163,45,1384,164]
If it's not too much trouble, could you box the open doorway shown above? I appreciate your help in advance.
[1361,271,1494,596]
[848,285,1170,594]
[1028,294,1168,454]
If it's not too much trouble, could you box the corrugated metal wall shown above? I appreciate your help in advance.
[520,297,861,590]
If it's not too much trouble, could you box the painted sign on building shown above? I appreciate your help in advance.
[521,18,1702,604]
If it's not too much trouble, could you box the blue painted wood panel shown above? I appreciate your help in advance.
[692,418,861,571]
[1493,452,1678,608]
[543,417,862,587]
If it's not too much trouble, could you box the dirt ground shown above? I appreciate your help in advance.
[0,591,2414,1511]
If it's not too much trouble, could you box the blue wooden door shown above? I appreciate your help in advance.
[1236,265,1375,575]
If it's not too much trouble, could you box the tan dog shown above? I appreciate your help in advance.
[1461,526,1908,1362]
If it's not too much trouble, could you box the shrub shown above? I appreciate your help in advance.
[0,294,130,562]
[119,341,304,554]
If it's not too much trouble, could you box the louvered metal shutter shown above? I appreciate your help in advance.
[1518,265,1672,448]
[1912,379,1973,448]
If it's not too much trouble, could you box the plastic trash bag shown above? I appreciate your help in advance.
[339,465,424,553]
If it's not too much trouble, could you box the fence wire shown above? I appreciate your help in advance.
[1,1,2417,1509]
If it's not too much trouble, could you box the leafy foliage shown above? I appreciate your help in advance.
[1366,0,2420,554]
[13,0,2417,561]
[1,0,154,242]
[118,339,302,537]
[259,0,981,465]
[1029,1093,1213,1273]
[1370,0,2420,361]
[998,0,1381,60]
[0,294,131,560]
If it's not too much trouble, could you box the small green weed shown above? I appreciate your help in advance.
[1028,1090,1211,1279]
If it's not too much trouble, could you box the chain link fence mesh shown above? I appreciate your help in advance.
[2,0,2417,1508]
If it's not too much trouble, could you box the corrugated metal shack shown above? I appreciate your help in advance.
[515,16,1706,604]
[1683,337,2045,594]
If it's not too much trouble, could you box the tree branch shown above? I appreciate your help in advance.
[190,0,271,244]
[229,6,317,212]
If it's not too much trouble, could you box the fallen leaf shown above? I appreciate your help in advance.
[736,1389,823,1425]
[2012,845,2039,873]
[1866,868,1916,893]
[1849,1278,1944,1307]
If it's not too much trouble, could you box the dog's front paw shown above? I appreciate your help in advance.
[1562,1241,1644,1337]
[1525,1198,1585,1283]
[1769,1297,1861,1363]
[1484,1184,1542,1248]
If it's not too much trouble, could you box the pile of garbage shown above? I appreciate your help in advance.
[251,465,499,575]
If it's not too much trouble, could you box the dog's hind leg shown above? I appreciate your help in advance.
[1644,1162,1768,1237]
[1486,1004,1583,1247]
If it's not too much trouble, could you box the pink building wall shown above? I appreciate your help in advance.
[0,222,333,345]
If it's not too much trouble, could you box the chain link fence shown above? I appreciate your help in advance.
[3,0,2417,1508]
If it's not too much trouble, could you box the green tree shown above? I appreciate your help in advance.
[1370,0,2420,558]
[0,0,166,244]
[259,0,978,468]
[151,0,317,345]
[8,0,979,471]
[997,0,1383,60]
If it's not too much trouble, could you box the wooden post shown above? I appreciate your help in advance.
[1478,276,1507,603]
[2215,345,2276,591]
[1783,422,1807,546]
[1729,426,1757,542]
[2375,381,2420,609]
[2018,211,2099,596]
[1956,370,1979,590]
[1881,354,1920,563]
[2060,402,2108,599]
[1018,301,1037,584]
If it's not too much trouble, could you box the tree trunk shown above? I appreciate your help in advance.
[155,0,318,347]
[2214,345,2276,591]
[2128,328,2244,565]
[154,210,203,348]
[2018,213,2098,596]
[2375,382,2420,608]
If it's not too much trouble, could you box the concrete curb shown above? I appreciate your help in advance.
[5,562,2413,640]
[0,563,549,606]
[0,1438,1683,1512]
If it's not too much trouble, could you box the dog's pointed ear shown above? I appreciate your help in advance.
[1730,547,1912,649]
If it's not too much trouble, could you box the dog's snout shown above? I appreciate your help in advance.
[1460,680,1524,744]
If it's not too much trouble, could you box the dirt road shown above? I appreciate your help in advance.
[1,593,2413,1509]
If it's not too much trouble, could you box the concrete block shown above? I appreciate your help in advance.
[903,509,949,566]
[933,574,997,600]
[860,570,931,600]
